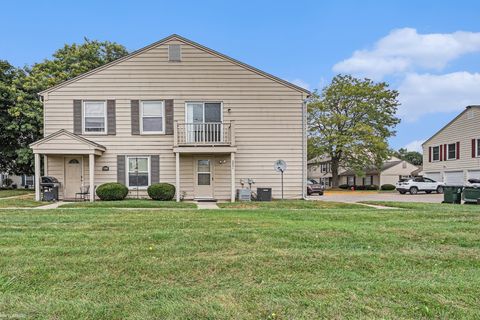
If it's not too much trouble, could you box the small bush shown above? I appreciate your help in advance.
[2,178,13,187]
[381,184,396,191]
[366,184,379,190]
[148,183,176,201]
[339,184,350,189]
[96,182,128,201]
[355,185,366,190]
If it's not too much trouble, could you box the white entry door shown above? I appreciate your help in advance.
[194,158,214,199]
[64,157,83,199]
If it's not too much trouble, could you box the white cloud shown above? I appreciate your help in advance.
[333,28,480,79]
[398,71,480,121]
[404,139,425,153]
[290,78,311,91]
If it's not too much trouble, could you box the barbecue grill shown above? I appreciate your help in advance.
[40,176,60,201]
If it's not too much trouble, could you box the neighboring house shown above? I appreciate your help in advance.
[0,173,35,188]
[308,156,418,187]
[422,105,480,185]
[30,34,310,202]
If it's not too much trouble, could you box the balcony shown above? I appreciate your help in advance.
[174,121,236,152]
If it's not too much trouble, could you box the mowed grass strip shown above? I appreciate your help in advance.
[218,199,363,209]
[0,189,34,198]
[0,206,479,319]
[61,199,196,209]
[0,194,42,208]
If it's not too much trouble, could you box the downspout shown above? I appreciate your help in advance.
[302,96,308,200]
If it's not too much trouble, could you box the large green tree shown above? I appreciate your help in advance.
[0,39,128,174]
[394,148,423,166]
[308,75,401,187]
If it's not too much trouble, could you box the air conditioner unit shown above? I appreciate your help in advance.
[256,188,272,201]
[237,188,251,201]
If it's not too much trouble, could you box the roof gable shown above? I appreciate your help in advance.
[30,129,106,152]
[39,34,310,96]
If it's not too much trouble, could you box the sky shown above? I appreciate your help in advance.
[2,0,480,152]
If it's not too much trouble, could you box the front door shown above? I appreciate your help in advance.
[194,158,214,199]
[64,157,82,199]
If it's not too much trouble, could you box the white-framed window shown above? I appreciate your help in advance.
[25,175,34,186]
[83,101,107,134]
[141,101,165,134]
[447,143,456,160]
[126,156,150,188]
[432,146,440,161]
[477,139,480,157]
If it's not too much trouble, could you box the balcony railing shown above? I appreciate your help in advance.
[174,121,235,146]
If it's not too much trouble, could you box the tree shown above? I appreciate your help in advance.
[0,39,128,174]
[308,74,401,187]
[394,148,423,166]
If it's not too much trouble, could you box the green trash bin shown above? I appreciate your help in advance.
[463,187,480,204]
[443,186,463,204]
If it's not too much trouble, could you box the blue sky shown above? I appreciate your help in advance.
[2,0,480,151]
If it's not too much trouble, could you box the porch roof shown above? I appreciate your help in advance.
[30,129,106,155]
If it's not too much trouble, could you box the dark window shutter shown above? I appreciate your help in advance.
[440,145,443,161]
[21,175,25,186]
[443,144,447,161]
[429,147,432,162]
[73,100,82,134]
[151,155,159,184]
[472,139,476,158]
[131,100,140,135]
[456,142,460,160]
[165,99,174,135]
[107,100,116,135]
[117,155,126,185]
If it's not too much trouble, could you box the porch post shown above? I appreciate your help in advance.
[230,152,236,202]
[89,153,95,202]
[43,155,48,176]
[34,153,41,201]
[175,152,180,202]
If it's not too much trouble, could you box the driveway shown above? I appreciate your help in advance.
[309,191,443,203]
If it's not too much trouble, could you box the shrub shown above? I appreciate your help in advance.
[2,178,13,187]
[339,184,350,189]
[96,182,128,201]
[355,185,366,190]
[381,184,396,191]
[366,184,379,190]
[147,183,176,201]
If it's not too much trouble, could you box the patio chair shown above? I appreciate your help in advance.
[75,185,90,201]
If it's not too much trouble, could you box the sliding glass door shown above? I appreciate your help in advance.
[186,102,222,143]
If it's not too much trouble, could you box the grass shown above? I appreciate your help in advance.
[1,205,480,319]
[61,199,196,208]
[218,199,363,209]
[360,201,478,211]
[0,194,43,208]
[0,189,34,198]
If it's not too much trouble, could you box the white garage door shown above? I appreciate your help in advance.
[444,171,464,185]
[425,172,442,182]
[468,170,480,180]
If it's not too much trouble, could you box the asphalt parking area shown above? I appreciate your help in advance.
[309,191,444,203]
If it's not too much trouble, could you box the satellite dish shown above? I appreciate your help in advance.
[274,160,287,172]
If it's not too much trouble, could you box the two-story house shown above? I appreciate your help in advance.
[422,105,480,185]
[30,35,310,202]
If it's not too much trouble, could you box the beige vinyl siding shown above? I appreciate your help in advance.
[380,161,418,186]
[42,39,305,200]
[422,107,480,183]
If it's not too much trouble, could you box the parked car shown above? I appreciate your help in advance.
[307,179,324,195]
[395,177,445,195]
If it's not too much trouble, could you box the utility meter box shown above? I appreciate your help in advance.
[237,188,251,201]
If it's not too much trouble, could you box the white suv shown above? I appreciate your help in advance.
[396,177,445,195]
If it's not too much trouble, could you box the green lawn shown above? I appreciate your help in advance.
[218,199,363,209]
[1,205,479,319]
[0,194,43,208]
[0,189,34,198]
[61,199,196,209]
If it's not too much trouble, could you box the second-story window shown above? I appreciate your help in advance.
[141,101,165,134]
[432,146,440,161]
[447,143,456,160]
[84,101,106,133]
